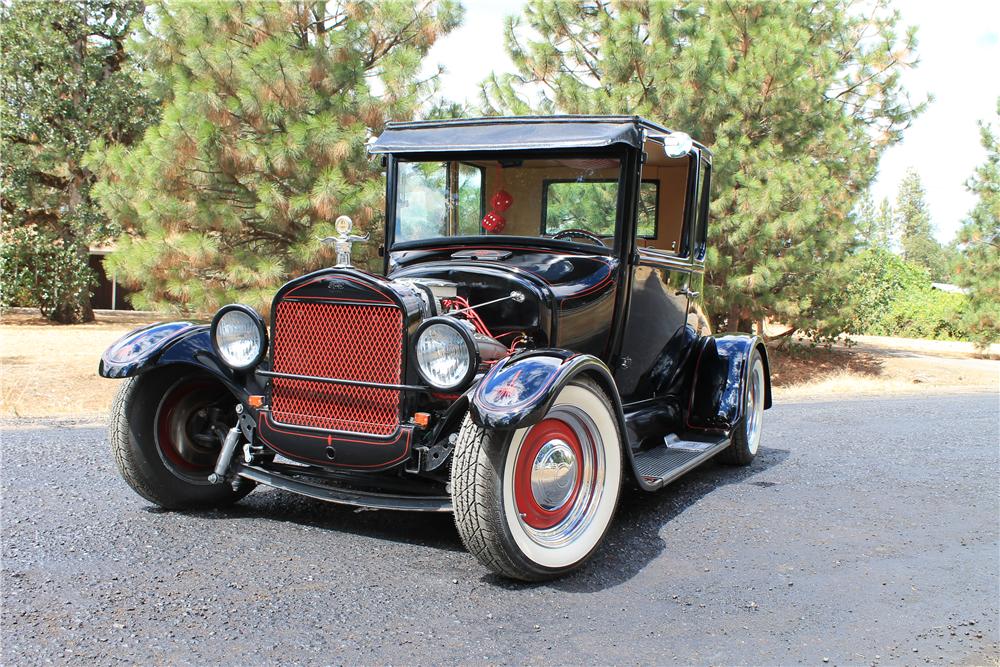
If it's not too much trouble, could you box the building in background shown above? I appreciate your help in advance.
[88,246,133,311]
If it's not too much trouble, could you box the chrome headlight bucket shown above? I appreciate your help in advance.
[210,304,267,371]
[413,317,477,391]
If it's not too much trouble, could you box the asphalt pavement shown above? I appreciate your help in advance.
[2,393,998,666]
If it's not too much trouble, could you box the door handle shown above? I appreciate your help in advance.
[675,286,699,298]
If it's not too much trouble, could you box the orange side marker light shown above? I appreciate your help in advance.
[247,395,265,408]
[413,412,432,428]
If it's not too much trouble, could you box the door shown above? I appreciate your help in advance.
[614,252,693,403]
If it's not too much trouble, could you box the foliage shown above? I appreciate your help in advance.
[0,0,154,322]
[894,168,947,280]
[0,227,96,318]
[88,0,461,314]
[481,0,925,340]
[875,287,966,341]
[953,98,1000,348]
[843,247,926,334]
[855,190,894,251]
[844,247,966,340]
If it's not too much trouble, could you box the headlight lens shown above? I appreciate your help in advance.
[415,321,473,390]
[211,306,265,370]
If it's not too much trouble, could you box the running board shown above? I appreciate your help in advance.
[236,464,453,512]
[632,434,730,491]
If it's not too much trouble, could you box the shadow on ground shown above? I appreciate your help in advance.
[186,445,790,591]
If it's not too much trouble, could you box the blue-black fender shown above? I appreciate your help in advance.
[687,334,772,432]
[469,349,627,433]
[98,321,264,402]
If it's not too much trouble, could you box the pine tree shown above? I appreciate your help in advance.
[895,168,945,280]
[0,0,153,323]
[481,0,924,338]
[953,99,999,347]
[856,192,894,251]
[88,0,461,314]
[876,198,896,252]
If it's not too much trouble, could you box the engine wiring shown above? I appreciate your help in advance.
[442,297,529,355]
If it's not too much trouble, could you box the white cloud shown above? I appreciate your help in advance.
[424,0,1000,242]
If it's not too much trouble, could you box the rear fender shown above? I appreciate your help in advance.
[98,322,263,401]
[687,334,771,431]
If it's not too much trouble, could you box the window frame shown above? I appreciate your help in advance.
[694,157,711,262]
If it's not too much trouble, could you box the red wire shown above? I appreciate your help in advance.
[443,297,495,339]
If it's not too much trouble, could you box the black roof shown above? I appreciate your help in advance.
[368,115,702,155]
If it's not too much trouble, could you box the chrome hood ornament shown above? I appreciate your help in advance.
[321,215,369,268]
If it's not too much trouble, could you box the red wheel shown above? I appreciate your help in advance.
[451,377,623,580]
[154,379,232,482]
[512,417,586,530]
[109,368,254,509]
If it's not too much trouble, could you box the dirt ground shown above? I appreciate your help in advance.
[1,310,997,418]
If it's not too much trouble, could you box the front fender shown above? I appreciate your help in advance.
[687,334,772,431]
[98,322,261,401]
[469,349,625,432]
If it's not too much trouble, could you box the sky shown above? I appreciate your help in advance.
[424,0,1000,244]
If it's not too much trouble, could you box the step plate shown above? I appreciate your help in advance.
[633,436,730,489]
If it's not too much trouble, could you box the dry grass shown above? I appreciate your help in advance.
[0,312,161,418]
[769,341,999,402]
[1,311,997,419]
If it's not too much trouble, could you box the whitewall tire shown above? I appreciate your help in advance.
[451,377,622,580]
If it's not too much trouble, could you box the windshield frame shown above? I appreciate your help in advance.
[384,147,632,257]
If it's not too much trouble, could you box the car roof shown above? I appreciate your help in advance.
[368,115,709,156]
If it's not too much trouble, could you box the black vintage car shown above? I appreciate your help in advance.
[100,116,771,581]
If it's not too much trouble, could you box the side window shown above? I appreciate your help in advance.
[456,163,484,236]
[696,160,710,260]
[636,181,658,238]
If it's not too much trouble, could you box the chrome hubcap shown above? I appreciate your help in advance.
[530,439,579,510]
[514,405,604,548]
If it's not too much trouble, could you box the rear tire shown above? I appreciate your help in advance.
[451,377,622,581]
[109,367,254,509]
[717,348,766,466]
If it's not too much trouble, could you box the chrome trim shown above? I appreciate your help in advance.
[236,464,452,512]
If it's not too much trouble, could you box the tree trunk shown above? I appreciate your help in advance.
[47,168,95,324]
[726,303,742,332]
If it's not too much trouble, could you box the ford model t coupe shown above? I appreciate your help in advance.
[100,116,771,581]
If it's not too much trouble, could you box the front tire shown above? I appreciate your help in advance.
[717,347,766,466]
[451,377,622,581]
[109,367,254,509]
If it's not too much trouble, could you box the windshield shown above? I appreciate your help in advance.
[393,157,625,247]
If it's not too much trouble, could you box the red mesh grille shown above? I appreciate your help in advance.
[271,301,403,435]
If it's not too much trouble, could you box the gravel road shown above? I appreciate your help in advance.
[2,393,998,666]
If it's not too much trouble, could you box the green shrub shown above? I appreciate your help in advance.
[844,248,928,334]
[844,247,969,341]
[872,288,967,340]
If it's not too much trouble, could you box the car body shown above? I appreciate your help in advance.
[100,115,772,580]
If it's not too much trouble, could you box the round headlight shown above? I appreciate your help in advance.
[414,319,475,390]
[211,305,266,370]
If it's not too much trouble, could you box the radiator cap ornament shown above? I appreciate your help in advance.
[321,215,369,268]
